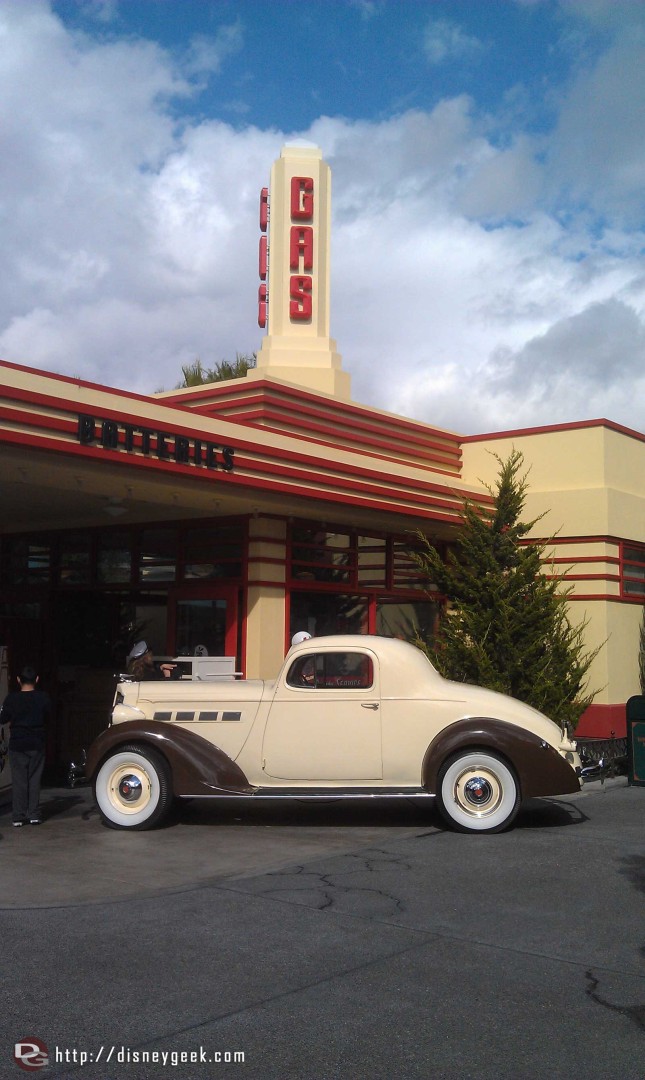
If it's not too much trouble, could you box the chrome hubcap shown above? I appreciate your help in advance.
[117,773,143,803]
[463,776,493,806]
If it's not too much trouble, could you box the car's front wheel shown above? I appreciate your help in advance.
[437,751,520,833]
[94,744,172,830]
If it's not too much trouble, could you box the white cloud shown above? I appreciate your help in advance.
[183,22,244,78]
[1,0,645,440]
[423,17,485,66]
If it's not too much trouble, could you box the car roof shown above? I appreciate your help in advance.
[287,634,442,698]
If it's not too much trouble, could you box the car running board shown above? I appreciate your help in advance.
[245,787,433,799]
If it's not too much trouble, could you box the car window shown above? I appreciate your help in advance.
[287,653,374,690]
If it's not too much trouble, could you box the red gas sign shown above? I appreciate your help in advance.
[258,187,269,328]
[258,176,315,328]
[289,176,313,321]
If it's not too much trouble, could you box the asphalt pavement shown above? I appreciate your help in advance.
[1,776,643,1079]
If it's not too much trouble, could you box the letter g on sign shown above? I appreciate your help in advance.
[14,1039,49,1072]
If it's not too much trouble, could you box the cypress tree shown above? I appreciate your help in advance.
[412,450,599,730]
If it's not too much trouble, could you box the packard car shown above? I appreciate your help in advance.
[85,635,582,834]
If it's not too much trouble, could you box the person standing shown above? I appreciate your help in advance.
[1,664,51,826]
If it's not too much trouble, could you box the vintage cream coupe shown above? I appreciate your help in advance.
[86,635,582,834]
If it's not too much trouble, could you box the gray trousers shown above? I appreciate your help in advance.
[9,748,45,821]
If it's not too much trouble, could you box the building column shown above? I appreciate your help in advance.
[244,516,288,678]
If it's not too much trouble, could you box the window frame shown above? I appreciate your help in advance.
[286,651,375,691]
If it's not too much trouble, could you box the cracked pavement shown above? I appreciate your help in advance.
[1,778,643,1079]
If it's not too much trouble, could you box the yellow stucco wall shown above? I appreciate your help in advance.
[244,516,288,678]
[461,426,645,706]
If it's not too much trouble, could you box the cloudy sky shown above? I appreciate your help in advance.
[2,0,644,435]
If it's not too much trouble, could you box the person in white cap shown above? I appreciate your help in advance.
[126,641,176,680]
[290,631,315,684]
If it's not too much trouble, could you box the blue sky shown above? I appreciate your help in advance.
[53,0,573,132]
[2,0,645,433]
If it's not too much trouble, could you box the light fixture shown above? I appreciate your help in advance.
[103,496,127,518]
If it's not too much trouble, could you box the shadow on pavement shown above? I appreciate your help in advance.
[516,797,590,829]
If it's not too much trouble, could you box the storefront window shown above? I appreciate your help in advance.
[1,538,51,585]
[139,528,177,583]
[183,524,243,581]
[97,532,132,584]
[0,601,41,619]
[289,592,368,639]
[176,598,227,656]
[376,598,440,642]
[392,540,427,590]
[623,544,645,597]
[59,533,92,585]
[357,536,386,586]
[291,527,351,583]
[289,523,437,591]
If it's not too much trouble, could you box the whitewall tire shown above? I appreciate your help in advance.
[437,751,520,833]
[94,744,172,830]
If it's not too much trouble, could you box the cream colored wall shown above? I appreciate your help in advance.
[461,429,608,534]
[580,599,645,706]
[245,587,286,679]
[604,425,645,495]
[604,601,644,705]
[461,427,645,706]
[461,426,645,544]
[244,516,288,678]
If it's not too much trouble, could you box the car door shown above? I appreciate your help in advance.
[262,648,382,781]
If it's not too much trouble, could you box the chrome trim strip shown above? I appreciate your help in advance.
[176,791,436,801]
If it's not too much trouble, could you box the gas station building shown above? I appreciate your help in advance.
[1,145,643,766]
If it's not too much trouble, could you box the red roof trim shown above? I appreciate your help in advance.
[167,377,461,446]
[0,389,492,505]
[223,414,460,477]
[0,429,471,524]
[462,417,645,444]
[213,404,461,466]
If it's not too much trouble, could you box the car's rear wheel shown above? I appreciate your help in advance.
[94,744,172,830]
[437,750,520,833]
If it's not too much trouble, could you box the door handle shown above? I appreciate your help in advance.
[361,702,379,709]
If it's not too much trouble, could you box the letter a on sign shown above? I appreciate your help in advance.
[290,226,313,271]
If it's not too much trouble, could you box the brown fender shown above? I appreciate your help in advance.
[422,717,580,798]
[85,720,254,797]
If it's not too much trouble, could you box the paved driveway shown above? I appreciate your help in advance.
[2,778,643,1079]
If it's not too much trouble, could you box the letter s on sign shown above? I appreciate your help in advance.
[289,276,312,320]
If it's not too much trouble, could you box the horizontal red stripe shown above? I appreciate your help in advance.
[0,411,489,509]
[549,555,621,565]
[0,386,490,505]
[218,411,461,476]
[0,430,468,525]
[166,377,463,447]
[203,397,462,461]
[462,417,645,446]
